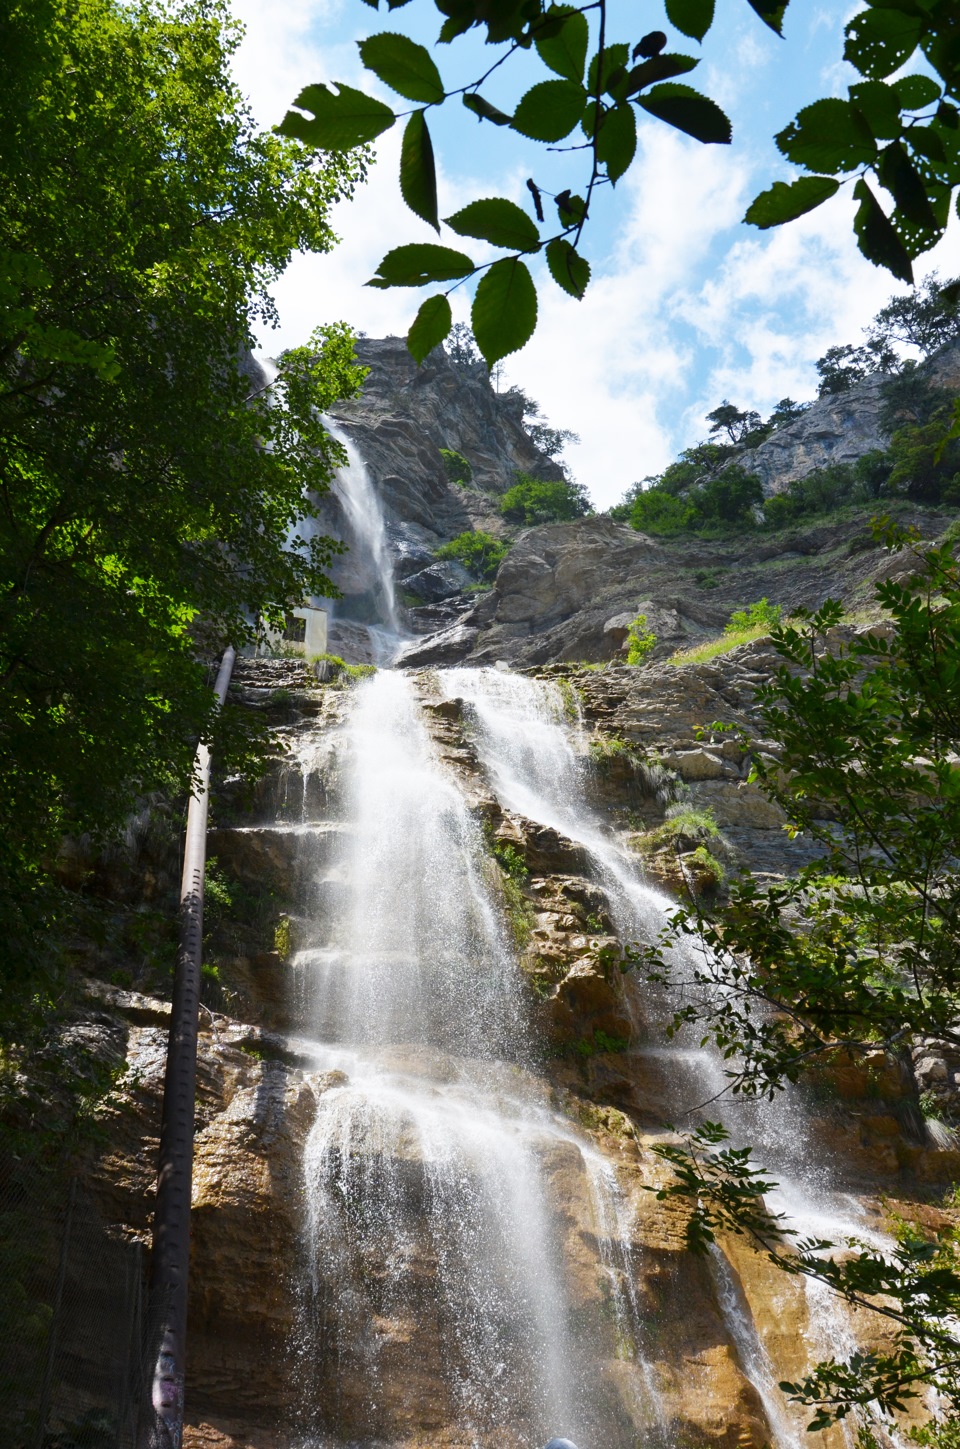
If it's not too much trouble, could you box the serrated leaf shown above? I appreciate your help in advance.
[400,110,439,231]
[597,104,637,182]
[408,294,452,364]
[665,0,715,42]
[368,243,475,287]
[776,98,876,173]
[472,257,538,364]
[853,177,913,282]
[743,0,787,35]
[894,73,941,109]
[545,238,590,298]
[638,83,731,144]
[555,190,586,226]
[278,83,396,150]
[444,197,540,252]
[511,79,586,141]
[587,44,630,96]
[850,80,902,139]
[358,32,445,103]
[845,8,923,79]
[438,13,471,41]
[463,93,511,125]
[907,126,946,164]
[878,138,938,227]
[624,53,699,96]
[535,6,589,82]
[744,175,840,227]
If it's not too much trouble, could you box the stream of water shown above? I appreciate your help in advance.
[277,444,881,1449]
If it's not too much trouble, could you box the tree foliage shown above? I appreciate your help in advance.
[278,0,960,366]
[434,529,510,580]
[0,0,366,970]
[500,473,591,524]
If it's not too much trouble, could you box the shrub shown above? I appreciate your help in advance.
[629,486,691,535]
[725,598,782,634]
[500,473,591,525]
[688,465,763,527]
[439,447,472,486]
[625,612,656,665]
[435,530,510,582]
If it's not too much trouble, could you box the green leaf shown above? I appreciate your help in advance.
[471,257,538,364]
[665,0,715,42]
[535,6,589,82]
[624,53,699,95]
[587,44,630,96]
[462,93,511,126]
[444,197,540,251]
[744,175,840,228]
[545,238,590,298]
[852,177,914,282]
[511,79,586,142]
[400,110,439,231]
[407,294,452,364]
[638,83,731,144]
[776,98,876,173]
[597,104,637,183]
[278,83,396,150]
[894,74,941,109]
[555,190,586,226]
[357,32,445,103]
[845,8,923,80]
[368,243,475,287]
[743,0,787,35]
[850,80,903,139]
[878,139,939,227]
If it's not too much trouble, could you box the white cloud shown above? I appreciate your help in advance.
[228,0,960,514]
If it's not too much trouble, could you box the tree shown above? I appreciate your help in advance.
[0,0,366,976]
[816,338,900,396]
[872,273,960,355]
[628,486,692,536]
[435,529,510,580]
[689,465,764,526]
[501,385,581,461]
[639,524,960,1432]
[446,321,481,365]
[765,398,809,430]
[500,473,590,524]
[277,0,960,367]
[706,401,762,445]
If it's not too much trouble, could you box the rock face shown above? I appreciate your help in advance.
[327,336,563,542]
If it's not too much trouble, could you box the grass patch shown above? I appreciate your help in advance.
[668,622,771,666]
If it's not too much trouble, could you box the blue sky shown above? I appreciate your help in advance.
[230,0,958,508]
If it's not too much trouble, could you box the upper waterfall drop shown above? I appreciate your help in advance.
[325,416,402,642]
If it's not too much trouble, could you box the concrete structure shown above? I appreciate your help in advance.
[257,604,328,659]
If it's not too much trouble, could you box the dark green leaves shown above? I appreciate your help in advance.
[445,197,540,251]
[743,0,787,35]
[776,98,876,173]
[638,83,732,144]
[624,53,699,95]
[850,79,902,140]
[879,139,939,227]
[462,93,511,125]
[744,175,840,228]
[534,7,588,83]
[511,78,585,140]
[368,243,474,287]
[596,104,637,182]
[400,111,438,230]
[587,44,630,96]
[853,178,913,282]
[357,32,445,103]
[407,294,451,363]
[894,74,941,110]
[665,0,715,43]
[278,83,395,150]
[845,7,923,80]
[545,238,589,298]
[471,257,537,363]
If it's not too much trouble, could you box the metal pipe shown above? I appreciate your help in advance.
[145,645,235,1449]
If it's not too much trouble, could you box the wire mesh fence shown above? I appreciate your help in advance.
[0,1172,164,1449]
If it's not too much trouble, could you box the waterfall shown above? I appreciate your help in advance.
[290,671,668,1448]
[324,418,401,640]
[436,666,890,1445]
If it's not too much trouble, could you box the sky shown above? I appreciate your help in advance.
[229,0,958,509]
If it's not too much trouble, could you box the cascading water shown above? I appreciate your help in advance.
[436,665,894,1445]
[324,418,402,645]
[289,670,668,1448]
